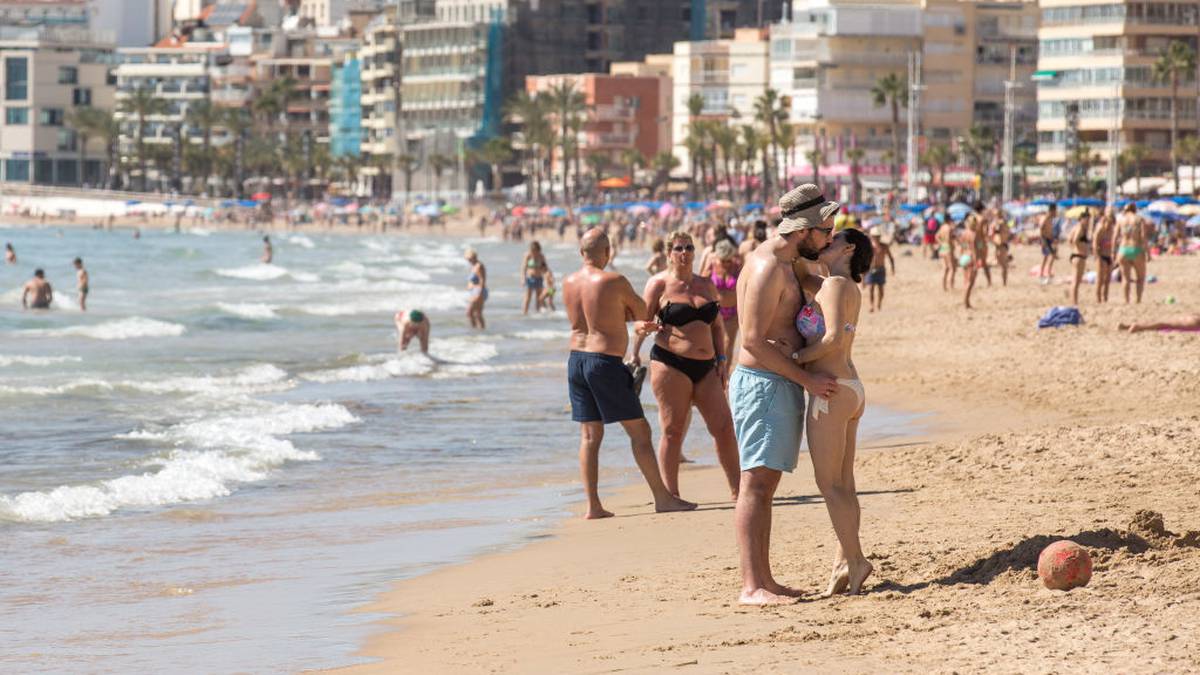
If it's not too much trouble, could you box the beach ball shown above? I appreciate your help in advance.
[1037,540,1092,591]
[1166,295,1177,305]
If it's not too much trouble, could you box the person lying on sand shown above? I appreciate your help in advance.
[395,310,430,353]
[1118,315,1200,334]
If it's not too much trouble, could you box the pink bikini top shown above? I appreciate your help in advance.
[795,303,855,342]
[710,271,738,291]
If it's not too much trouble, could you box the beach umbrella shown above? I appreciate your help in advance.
[330,196,352,206]
[1065,205,1094,218]
[236,199,258,208]
[1178,204,1200,216]
[549,207,567,217]
[684,201,706,211]
[1147,200,1178,214]
[1030,198,1056,206]
[848,204,876,214]
[899,203,928,214]
[1114,198,1133,208]
[1057,197,1104,208]
[627,204,651,215]
[441,204,459,214]
[741,202,764,212]
[658,202,674,217]
[1187,214,1200,226]
[578,205,602,213]
[511,205,527,216]
[581,213,601,224]
[252,191,271,201]
[415,204,440,217]
[1135,199,1151,209]
[124,199,141,206]
[1170,195,1198,205]
[598,176,631,189]
[946,202,971,221]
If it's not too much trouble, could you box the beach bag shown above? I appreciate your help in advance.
[1038,306,1083,329]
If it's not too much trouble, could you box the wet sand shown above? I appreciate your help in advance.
[337,244,1200,673]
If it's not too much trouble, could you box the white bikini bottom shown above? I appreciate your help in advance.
[810,378,865,420]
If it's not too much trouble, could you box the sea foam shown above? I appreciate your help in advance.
[0,355,82,367]
[0,402,357,522]
[216,302,279,320]
[20,317,186,340]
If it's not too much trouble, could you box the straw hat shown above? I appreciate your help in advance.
[777,184,841,234]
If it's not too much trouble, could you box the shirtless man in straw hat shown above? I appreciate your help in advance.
[731,183,839,605]
[563,227,697,519]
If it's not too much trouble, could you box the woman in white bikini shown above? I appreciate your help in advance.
[783,227,875,597]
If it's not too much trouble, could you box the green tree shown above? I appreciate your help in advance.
[65,107,102,187]
[119,88,168,191]
[545,80,587,203]
[619,147,645,184]
[476,137,513,194]
[806,149,823,185]
[1120,144,1151,194]
[871,72,908,192]
[648,150,679,198]
[753,89,787,195]
[428,152,455,198]
[921,142,953,200]
[1152,40,1196,192]
[505,90,552,201]
[222,107,253,198]
[846,147,865,205]
[777,122,797,190]
[1012,146,1035,198]
[739,124,760,202]
[961,125,996,195]
[185,99,222,195]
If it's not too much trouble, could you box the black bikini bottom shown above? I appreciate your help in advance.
[650,345,715,384]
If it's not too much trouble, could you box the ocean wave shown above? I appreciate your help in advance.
[0,402,357,523]
[326,261,431,283]
[0,354,82,367]
[0,364,291,398]
[510,329,571,341]
[300,338,498,383]
[215,302,279,320]
[287,234,316,249]
[214,263,288,280]
[301,353,435,383]
[19,317,186,340]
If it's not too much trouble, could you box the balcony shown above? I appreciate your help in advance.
[587,130,637,147]
[593,104,635,121]
[211,89,249,105]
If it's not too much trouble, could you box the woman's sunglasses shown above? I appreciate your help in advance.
[672,244,695,252]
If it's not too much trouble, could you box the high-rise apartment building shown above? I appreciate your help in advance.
[1035,0,1197,172]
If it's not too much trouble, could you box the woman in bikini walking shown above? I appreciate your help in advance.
[631,229,741,500]
[783,228,876,596]
[1115,203,1148,304]
[709,239,742,367]
[1093,206,1116,303]
[1067,211,1092,306]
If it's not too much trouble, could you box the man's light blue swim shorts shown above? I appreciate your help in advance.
[728,366,805,472]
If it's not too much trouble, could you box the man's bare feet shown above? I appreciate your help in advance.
[765,582,804,598]
[847,560,874,594]
[739,588,800,606]
[654,496,698,513]
[823,563,849,598]
[584,507,614,520]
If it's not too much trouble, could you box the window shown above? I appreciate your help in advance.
[34,158,52,184]
[5,57,28,100]
[73,88,91,105]
[5,107,28,124]
[58,66,78,85]
[57,129,77,151]
[5,158,29,181]
[39,108,64,126]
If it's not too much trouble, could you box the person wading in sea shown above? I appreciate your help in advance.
[22,269,53,310]
[563,227,697,519]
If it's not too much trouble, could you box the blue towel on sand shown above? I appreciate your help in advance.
[1038,306,1083,329]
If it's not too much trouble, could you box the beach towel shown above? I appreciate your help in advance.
[1038,306,1083,329]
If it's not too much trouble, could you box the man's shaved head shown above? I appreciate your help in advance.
[579,227,610,261]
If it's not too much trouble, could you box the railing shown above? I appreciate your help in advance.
[593,104,635,121]
[587,130,637,146]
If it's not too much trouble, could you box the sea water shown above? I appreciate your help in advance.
[0,224,921,673]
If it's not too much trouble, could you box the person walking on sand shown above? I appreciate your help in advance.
[73,257,89,311]
[1067,211,1092,307]
[394,309,430,354]
[22,269,53,309]
[630,229,740,502]
[520,240,549,315]
[4,242,14,265]
[786,227,876,596]
[863,227,894,312]
[1038,204,1058,284]
[710,240,742,364]
[464,248,488,329]
[563,228,697,519]
[959,207,984,310]
[990,211,1012,287]
[936,215,957,291]
[1094,206,1116,303]
[1115,203,1147,304]
[261,236,273,264]
[731,184,838,606]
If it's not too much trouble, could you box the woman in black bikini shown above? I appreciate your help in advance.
[1093,207,1116,303]
[1067,211,1092,306]
[631,229,741,500]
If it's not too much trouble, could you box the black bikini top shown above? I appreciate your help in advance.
[658,300,719,327]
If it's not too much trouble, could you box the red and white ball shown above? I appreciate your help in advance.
[1037,540,1093,591]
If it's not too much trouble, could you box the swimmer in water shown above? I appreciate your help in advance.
[74,257,89,311]
[262,235,273,263]
[395,309,430,353]
[22,269,53,309]
[4,242,15,264]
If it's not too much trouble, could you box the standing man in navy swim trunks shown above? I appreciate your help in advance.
[732,184,839,605]
[563,227,697,519]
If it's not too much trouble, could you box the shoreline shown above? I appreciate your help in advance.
[333,246,1200,673]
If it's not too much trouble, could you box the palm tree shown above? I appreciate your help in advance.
[740,124,760,202]
[870,72,908,192]
[186,99,222,195]
[961,125,996,195]
[1121,144,1151,194]
[1013,147,1035,198]
[1177,135,1200,190]
[87,108,120,189]
[367,152,393,199]
[777,122,798,190]
[476,137,513,195]
[708,124,736,192]
[922,143,953,201]
[753,89,786,196]
[505,90,552,201]
[1152,40,1196,192]
[846,147,865,205]
[648,150,679,198]
[428,153,455,198]
[394,152,419,198]
[119,87,168,191]
[545,79,587,203]
[334,154,362,193]
[619,147,644,184]
[222,107,253,198]
[65,107,98,187]
[806,149,823,185]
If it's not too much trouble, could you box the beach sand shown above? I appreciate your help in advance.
[337,244,1200,673]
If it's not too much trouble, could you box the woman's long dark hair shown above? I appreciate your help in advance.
[841,228,875,283]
